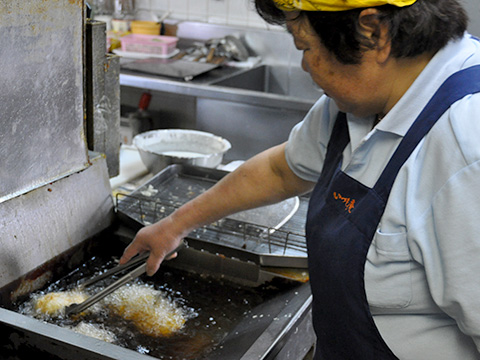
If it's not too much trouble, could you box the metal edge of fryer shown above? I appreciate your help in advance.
[0,224,314,360]
[207,282,314,360]
[0,306,158,360]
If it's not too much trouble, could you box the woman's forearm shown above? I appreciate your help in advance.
[173,143,313,230]
[120,142,314,275]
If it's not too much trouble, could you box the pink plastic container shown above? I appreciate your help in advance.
[120,34,178,55]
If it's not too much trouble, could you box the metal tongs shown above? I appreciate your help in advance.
[65,245,182,316]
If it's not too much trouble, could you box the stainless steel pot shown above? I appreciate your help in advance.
[133,129,231,174]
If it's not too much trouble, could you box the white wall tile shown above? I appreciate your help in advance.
[150,0,169,13]
[135,0,151,10]
[134,0,273,29]
[188,0,208,14]
[188,0,208,21]
[226,0,249,25]
[247,10,268,29]
[226,0,250,14]
[169,0,188,19]
[207,0,228,24]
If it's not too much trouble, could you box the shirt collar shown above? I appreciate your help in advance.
[375,33,478,137]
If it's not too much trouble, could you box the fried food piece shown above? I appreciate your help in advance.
[71,322,117,343]
[104,283,186,337]
[34,290,88,317]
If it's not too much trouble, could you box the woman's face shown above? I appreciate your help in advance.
[285,12,387,117]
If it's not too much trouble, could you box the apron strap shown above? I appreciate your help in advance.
[374,65,480,201]
[317,111,350,186]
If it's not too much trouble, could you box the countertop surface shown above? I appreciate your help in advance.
[110,145,150,191]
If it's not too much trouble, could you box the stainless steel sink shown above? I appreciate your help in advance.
[212,65,323,102]
[119,21,325,161]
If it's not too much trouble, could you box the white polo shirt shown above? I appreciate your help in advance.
[285,33,480,359]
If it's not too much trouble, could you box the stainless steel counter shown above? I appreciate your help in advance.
[120,69,314,112]
[118,21,323,161]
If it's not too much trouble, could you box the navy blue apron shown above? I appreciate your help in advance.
[306,65,480,360]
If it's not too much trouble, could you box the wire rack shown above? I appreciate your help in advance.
[114,167,308,267]
[116,192,306,253]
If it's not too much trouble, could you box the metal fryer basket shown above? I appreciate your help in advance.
[115,165,308,268]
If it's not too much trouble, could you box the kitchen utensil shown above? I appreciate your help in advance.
[157,10,171,24]
[79,252,150,288]
[221,35,249,62]
[202,35,248,64]
[133,129,231,174]
[205,38,221,63]
[65,262,146,316]
[65,244,183,316]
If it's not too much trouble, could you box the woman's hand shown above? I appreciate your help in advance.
[119,216,185,276]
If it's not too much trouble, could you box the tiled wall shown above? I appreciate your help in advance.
[128,0,480,34]
[134,0,273,29]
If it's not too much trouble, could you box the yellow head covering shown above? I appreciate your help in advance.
[274,0,417,12]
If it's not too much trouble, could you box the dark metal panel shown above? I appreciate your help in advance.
[0,0,87,202]
[85,20,121,177]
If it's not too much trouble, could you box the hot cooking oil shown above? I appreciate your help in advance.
[15,255,284,360]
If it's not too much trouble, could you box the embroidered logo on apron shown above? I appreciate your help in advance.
[333,192,355,213]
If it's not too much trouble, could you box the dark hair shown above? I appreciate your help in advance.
[254,0,468,64]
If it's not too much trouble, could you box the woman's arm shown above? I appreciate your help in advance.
[119,142,315,275]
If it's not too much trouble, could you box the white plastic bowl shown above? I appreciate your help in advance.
[133,129,232,174]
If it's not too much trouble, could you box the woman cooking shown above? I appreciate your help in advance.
[120,0,480,358]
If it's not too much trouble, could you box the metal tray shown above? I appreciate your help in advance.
[116,165,308,268]
[121,58,219,81]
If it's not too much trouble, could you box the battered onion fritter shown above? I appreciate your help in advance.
[103,283,186,337]
[34,290,88,317]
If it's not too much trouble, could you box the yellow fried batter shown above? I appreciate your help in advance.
[104,284,186,337]
[34,290,88,317]
[71,322,117,343]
